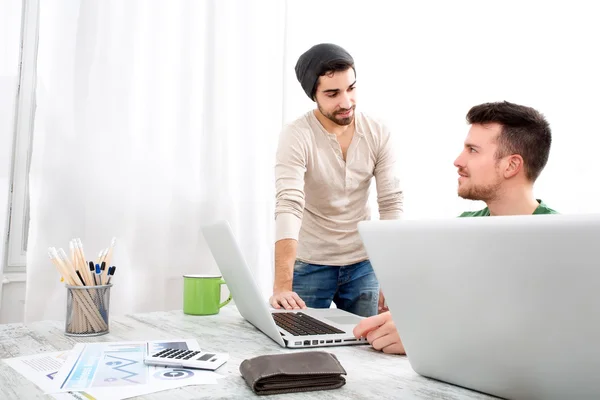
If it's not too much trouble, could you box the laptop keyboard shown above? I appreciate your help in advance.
[272,312,345,336]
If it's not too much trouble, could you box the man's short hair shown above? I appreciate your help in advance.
[466,101,552,181]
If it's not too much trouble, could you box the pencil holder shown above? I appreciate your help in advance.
[65,284,112,336]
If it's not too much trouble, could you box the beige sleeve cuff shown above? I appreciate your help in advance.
[275,213,302,242]
[379,211,402,220]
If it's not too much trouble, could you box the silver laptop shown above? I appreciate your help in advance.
[201,220,368,348]
[358,213,600,400]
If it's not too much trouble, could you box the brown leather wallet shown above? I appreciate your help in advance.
[239,351,347,395]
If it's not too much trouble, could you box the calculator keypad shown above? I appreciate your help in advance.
[151,349,201,360]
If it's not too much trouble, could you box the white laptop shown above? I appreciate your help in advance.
[201,220,368,348]
[358,213,600,400]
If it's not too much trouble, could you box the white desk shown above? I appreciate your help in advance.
[0,304,496,399]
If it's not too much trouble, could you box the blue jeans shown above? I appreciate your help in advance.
[292,260,380,317]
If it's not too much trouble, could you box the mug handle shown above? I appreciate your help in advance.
[219,278,232,308]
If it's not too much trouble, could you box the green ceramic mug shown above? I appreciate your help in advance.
[183,274,232,315]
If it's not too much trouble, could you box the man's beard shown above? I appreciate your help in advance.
[458,180,502,202]
[318,104,355,126]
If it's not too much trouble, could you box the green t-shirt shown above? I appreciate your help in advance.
[459,199,558,217]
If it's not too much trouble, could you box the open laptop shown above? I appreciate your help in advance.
[201,220,368,348]
[358,213,600,400]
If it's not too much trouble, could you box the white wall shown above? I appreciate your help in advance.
[0,281,25,324]
[1,0,25,323]
[0,79,14,268]
[284,0,600,217]
[0,76,23,324]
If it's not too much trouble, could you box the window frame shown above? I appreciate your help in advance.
[4,0,40,274]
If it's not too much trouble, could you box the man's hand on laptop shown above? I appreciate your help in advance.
[269,290,307,310]
[353,311,405,355]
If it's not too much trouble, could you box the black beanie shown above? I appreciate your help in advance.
[294,43,354,101]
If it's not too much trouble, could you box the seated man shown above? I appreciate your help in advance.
[353,100,557,354]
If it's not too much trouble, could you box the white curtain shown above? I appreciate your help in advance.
[25,0,285,322]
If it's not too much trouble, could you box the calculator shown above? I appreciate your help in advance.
[144,348,229,370]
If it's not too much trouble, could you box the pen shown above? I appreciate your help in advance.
[100,261,106,285]
[89,261,97,285]
[107,266,117,285]
[95,264,102,286]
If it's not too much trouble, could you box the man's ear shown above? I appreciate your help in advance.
[504,154,523,179]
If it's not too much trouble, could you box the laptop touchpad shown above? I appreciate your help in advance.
[324,315,362,325]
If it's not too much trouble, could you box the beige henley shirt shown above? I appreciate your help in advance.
[275,110,403,265]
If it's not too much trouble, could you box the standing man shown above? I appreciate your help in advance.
[270,43,403,317]
[353,100,557,353]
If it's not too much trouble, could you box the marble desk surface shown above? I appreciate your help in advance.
[0,303,497,399]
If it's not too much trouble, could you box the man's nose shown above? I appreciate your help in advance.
[453,153,464,168]
[339,93,352,109]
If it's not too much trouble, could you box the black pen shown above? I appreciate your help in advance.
[101,261,107,285]
[89,261,97,285]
